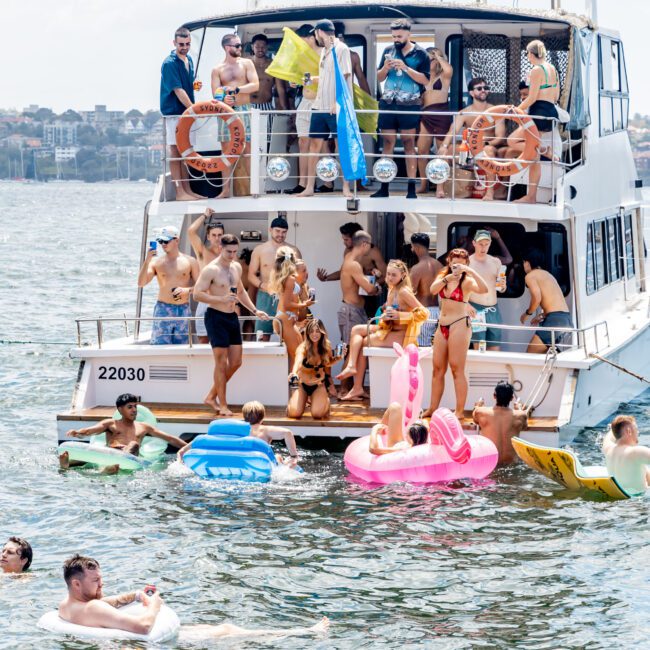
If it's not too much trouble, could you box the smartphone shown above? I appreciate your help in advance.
[149,241,157,254]
[230,286,238,295]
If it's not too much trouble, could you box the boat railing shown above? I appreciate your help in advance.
[161,108,583,205]
[74,315,283,350]
[365,316,609,358]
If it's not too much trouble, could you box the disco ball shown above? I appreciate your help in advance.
[316,157,339,182]
[425,157,450,184]
[373,157,398,183]
[266,157,290,182]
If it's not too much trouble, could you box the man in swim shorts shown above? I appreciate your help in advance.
[409,232,442,346]
[61,393,186,471]
[211,33,260,198]
[520,249,573,353]
[137,225,200,345]
[602,415,650,496]
[248,217,301,341]
[242,400,299,464]
[56,553,330,640]
[194,235,270,416]
[472,381,528,465]
[1,537,32,573]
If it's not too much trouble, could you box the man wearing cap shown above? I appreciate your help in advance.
[373,18,431,199]
[248,217,301,340]
[2,537,32,574]
[409,233,442,346]
[468,228,512,351]
[138,226,200,345]
[296,19,353,198]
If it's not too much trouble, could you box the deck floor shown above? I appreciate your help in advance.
[57,402,560,432]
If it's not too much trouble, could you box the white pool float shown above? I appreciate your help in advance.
[38,601,180,642]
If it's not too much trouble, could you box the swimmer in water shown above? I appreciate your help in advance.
[242,400,299,467]
[602,414,650,496]
[1,537,32,574]
[57,553,330,639]
[369,402,429,455]
[60,393,186,474]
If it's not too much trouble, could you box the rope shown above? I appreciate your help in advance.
[0,339,74,346]
[589,353,650,385]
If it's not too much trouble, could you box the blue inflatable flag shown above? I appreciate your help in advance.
[333,52,367,183]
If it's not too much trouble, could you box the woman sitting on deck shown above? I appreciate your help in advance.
[337,260,428,402]
[269,247,315,368]
[422,248,488,419]
[288,319,343,420]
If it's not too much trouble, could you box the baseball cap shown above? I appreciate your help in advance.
[311,19,336,34]
[158,226,179,242]
[473,229,492,242]
[270,217,289,230]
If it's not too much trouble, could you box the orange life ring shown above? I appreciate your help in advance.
[466,105,539,177]
[175,101,245,173]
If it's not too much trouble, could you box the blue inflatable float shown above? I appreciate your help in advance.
[182,419,280,483]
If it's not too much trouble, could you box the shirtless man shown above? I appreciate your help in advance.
[188,208,225,343]
[248,34,279,110]
[242,400,299,464]
[438,77,506,201]
[520,249,572,353]
[468,229,512,351]
[409,232,442,347]
[1,537,32,574]
[137,225,200,345]
[211,33,259,198]
[60,393,186,471]
[603,415,650,496]
[337,230,380,349]
[57,553,329,641]
[472,381,528,465]
[194,234,269,416]
[248,217,301,341]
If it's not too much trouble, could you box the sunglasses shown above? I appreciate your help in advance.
[472,85,490,92]
[157,238,175,244]
[227,44,243,49]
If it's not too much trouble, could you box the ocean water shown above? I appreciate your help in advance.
[1,182,650,649]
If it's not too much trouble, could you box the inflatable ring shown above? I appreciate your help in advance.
[111,404,166,459]
[38,602,180,642]
[175,101,245,173]
[467,105,539,177]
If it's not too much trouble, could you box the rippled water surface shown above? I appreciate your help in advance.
[1,183,650,649]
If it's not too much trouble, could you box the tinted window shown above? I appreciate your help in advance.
[593,220,606,288]
[606,218,622,282]
[624,214,635,277]
[586,222,595,294]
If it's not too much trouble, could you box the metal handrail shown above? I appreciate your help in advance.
[75,315,283,350]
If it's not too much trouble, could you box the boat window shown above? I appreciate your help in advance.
[598,36,629,136]
[593,220,607,288]
[624,213,635,278]
[586,223,596,294]
[587,215,631,294]
[606,217,623,282]
[445,222,569,298]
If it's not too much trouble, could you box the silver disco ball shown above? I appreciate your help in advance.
[266,157,291,182]
[425,157,450,184]
[373,157,398,183]
[316,157,339,182]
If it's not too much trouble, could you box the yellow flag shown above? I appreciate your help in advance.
[353,85,378,138]
[267,27,319,85]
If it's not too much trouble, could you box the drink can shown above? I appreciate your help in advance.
[335,342,345,357]
[497,265,507,292]
[308,287,316,301]
[256,330,263,342]
[289,374,298,387]
[214,87,226,101]
[478,340,487,353]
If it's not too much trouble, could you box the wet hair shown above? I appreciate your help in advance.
[269,246,297,296]
[519,80,530,90]
[115,393,138,408]
[63,554,100,587]
[523,248,544,270]
[221,33,239,48]
[407,421,428,446]
[242,401,265,425]
[351,230,372,247]
[390,18,411,31]
[251,34,268,44]
[494,381,514,407]
[296,24,315,38]
[174,27,190,40]
[527,39,547,60]
[7,537,32,571]
[340,222,363,237]
[239,247,252,265]
[468,77,488,92]
[303,318,333,367]
[206,221,224,236]
[410,232,430,249]
[387,259,412,292]
[270,217,289,230]
[221,233,240,247]
[333,21,346,37]
[611,415,637,440]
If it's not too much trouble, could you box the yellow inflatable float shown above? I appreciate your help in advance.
[511,437,631,500]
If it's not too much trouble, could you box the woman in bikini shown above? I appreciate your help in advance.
[369,402,429,455]
[508,39,561,204]
[269,247,315,368]
[422,248,488,419]
[288,319,343,420]
[337,260,428,402]
[417,47,453,197]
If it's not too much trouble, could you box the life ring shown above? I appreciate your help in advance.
[466,105,539,177]
[175,101,245,173]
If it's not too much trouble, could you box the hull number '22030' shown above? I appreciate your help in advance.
[98,366,145,381]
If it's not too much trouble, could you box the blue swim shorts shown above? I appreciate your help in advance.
[150,301,191,345]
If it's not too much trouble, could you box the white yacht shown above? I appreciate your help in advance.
[57,0,649,447]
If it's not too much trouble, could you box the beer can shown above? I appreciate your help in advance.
[478,340,487,353]
[335,342,345,357]
[256,330,263,342]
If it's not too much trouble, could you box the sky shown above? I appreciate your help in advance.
[2,0,649,114]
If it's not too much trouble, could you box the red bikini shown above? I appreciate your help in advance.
[438,275,471,340]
